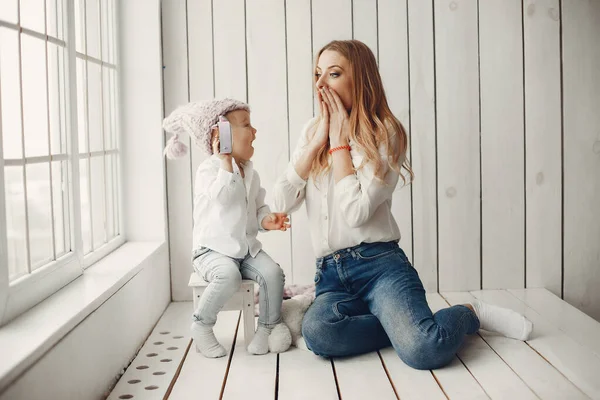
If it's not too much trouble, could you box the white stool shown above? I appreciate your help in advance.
[188,272,255,348]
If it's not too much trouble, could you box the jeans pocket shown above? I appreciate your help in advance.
[192,249,213,281]
[355,247,397,261]
[314,269,322,285]
[192,246,211,262]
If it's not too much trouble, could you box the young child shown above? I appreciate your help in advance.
[163,98,292,358]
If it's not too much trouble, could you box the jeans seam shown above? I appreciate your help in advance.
[408,302,474,340]
[405,289,452,339]
[242,260,284,327]
[193,275,222,326]
[447,310,473,339]
[406,292,431,337]
[193,252,236,325]
[241,263,270,326]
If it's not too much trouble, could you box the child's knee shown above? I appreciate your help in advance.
[259,263,285,288]
[212,263,242,288]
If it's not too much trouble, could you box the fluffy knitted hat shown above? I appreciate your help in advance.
[162,98,250,159]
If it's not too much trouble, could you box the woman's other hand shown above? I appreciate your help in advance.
[308,89,330,152]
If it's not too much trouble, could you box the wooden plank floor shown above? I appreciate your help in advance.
[109,289,600,400]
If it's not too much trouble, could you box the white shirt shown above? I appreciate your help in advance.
[273,118,401,258]
[192,155,271,259]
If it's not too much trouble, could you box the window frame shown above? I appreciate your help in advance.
[0,0,124,327]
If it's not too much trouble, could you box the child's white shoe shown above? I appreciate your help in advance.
[268,322,292,353]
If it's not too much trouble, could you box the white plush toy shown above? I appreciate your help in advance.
[280,295,313,350]
[267,322,292,353]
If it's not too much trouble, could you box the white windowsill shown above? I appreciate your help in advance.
[0,240,166,392]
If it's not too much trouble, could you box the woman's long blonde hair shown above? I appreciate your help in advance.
[309,40,414,184]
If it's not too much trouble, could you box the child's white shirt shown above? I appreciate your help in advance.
[192,155,271,259]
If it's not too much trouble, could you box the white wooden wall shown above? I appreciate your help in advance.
[162,0,600,321]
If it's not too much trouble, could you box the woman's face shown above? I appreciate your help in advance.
[315,50,353,111]
[227,110,256,162]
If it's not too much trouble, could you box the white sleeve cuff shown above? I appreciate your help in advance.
[286,164,307,189]
[335,173,358,193]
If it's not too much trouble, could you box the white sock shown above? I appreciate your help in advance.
[248,326,271,355]
[191,322,227,358]
[472,300,533,341]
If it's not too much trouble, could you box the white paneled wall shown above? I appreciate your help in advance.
[162,0,600,321]
[479,0,525,290]
[435,0,481,291]
[407,0,437,295]
[524,0,562,296]
[562,0,600,322]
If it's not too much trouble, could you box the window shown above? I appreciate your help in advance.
[0,0,122,326]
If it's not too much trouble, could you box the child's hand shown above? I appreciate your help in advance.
[261,213,291,231]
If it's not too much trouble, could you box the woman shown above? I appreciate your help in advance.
[273,40,532,369]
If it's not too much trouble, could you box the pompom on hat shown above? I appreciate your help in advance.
[162,98,250,159]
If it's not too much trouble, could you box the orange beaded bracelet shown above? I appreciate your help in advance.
[328,145,351,155]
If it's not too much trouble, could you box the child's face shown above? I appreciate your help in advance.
[315,50,353,111]
[226,110,256,162]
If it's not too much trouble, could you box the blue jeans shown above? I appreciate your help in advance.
[192,248,285,328]
[301,241,480,370]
